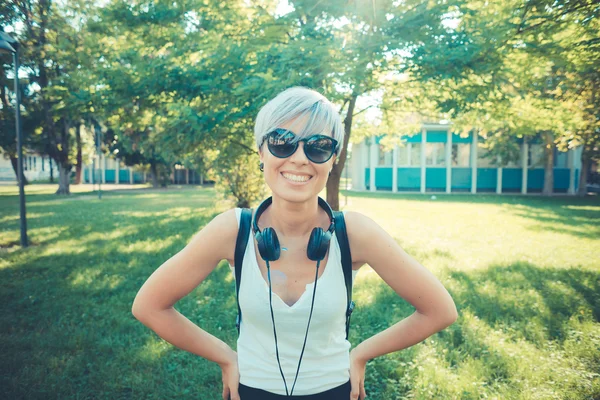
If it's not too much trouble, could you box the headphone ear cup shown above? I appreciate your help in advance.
[257,227,281,261]
[307,228,331,261]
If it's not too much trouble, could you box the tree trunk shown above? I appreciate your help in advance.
[56,163,71,195]
[542,131,554,196]
[577,149,590,197]
[10,156,29,185]
[327,93,358,210]
[150,162,159,188]
[55,119,72,195]
[74,122,82,184]
[49,157,54,182]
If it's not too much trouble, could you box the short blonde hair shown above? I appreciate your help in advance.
[254,86,344,154]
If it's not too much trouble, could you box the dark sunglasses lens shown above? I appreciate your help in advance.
[267,131,296,158]
[305,136,335,163]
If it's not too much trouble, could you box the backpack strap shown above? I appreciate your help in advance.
[333,211,355,340]
[234,208,253,334]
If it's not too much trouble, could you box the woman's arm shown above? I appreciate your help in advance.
[345,210,459,363]
[131,208,239,367]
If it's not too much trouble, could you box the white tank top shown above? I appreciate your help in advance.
[228,207,357,395]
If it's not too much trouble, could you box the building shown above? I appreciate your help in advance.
[81,154,205,185]
[350,124,582,194]
[0,153,58,182]
[1,152,208,185]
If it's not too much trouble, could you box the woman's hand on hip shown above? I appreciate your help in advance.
[349,348,367,400]
[219,350,240,400]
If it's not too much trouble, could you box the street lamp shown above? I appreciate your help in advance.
[0,30,28,247]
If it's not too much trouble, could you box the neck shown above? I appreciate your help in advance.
[262,196,323,238]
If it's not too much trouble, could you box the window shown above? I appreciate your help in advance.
[451,143,471,167]
[505,145,522,167]
[378,144,392,166]
[397,144,409,166]
[426,143,446,166]
[555,149,568,168]
[410,143,421,166]
[477,144,498,167]
[528,144,545,168]
[105,157,116,169]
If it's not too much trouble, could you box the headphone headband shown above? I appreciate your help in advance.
[252,196,335,236]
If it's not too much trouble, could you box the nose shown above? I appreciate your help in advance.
[288,141,309,164]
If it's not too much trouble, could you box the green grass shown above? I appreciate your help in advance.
[1,185,599,399]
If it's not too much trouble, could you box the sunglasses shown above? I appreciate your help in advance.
[262,128,339,164]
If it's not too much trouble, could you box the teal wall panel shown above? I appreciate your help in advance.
[452,168,471,189]
[397,168,421,189]
[426,168,446,189]
[502,168,522,190]
[105,169,116,183]
[427,132,447,143]
[119,169,130,183]
[554,168,570,191]
[91,169,101,183]
[516,135,543,145]
[375,167,393,189]
[133,172,144,183]
[402,133,422,143]
[452,133,471,144]
[477,168,497,190]
[527,169,544,190]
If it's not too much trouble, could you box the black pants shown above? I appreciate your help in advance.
[238,380,351,400]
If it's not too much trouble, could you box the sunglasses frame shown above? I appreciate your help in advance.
[261,128,339,164]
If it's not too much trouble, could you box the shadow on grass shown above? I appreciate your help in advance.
[0,188,237,399]
[352,259,600,399]
[448,262,600,338]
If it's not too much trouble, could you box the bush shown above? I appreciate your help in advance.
[213,151,268,208]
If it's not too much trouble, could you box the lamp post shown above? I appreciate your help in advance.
[1,31,28,247]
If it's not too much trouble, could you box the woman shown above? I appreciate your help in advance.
[132,87,458,400]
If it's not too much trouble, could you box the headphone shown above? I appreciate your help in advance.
[253,196,335,262]
[252,196,335,396]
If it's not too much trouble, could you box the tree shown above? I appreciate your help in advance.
[403,0,599,196]
[4,0,101,194]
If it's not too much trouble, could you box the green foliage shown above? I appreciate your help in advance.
[212,148,268,208]
[2,0,598,198]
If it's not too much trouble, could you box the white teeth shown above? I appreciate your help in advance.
[282,173,311,182]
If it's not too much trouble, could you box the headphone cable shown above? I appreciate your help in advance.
[266,261,290,395]
[266,259,321,397]
[290,259,320,396]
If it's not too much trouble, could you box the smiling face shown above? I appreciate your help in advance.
[259,116,337,204]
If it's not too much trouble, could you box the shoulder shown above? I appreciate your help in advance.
[211,208,239,231]
[342,210,383,268]
[201,208,240,263]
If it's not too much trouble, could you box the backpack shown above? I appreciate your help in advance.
[234,208,355,340]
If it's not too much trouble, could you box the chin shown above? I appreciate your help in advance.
[269,186,321,204]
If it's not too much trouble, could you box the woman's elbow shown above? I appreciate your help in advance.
[443,304,459,326]
[131,296,151,321]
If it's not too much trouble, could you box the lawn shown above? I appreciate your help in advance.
[1,184,599,399]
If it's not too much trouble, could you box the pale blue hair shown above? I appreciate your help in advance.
[254,86,344,155]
